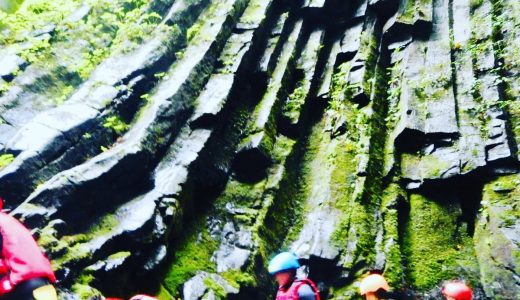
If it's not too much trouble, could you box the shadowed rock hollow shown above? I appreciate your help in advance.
[0,0,519,299]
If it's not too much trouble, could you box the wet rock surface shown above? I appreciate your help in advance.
[1,0,520,299]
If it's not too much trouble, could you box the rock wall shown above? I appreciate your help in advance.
[0,0,519,299]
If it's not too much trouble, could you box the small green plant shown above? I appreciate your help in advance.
[0,154,15,169]
[54,85,74,105]
[283,84,307,120]
[103,115,129,134]
[19,37,52,64]
[140,93,151,102]
[154,72,166,79]
[187,23,202,42]
[0,81,12,94]
[330,62,352,101]
[470,0,484,11]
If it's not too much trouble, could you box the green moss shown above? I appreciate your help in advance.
[221,269,256,289]
[470,0,484,10]
[402,194,479,290]
[474,174,520,298]
[327,62,391,276]
[187,23,202,42]
[239,0,265,24]
[282,83,307,122]
[53,84,74,105]
[219,179,267,208]
[258,137,306,251]
[163,220,219,296]
[0,154,14,169]
[203,277,227,298]
[0,0,81,44]
[330,62,351,102]
[155,284,174,300]
[0,81,13,95]
[0,0,25,13]
[1,0,175,84]
[380,184,405,287]
[48,214,118,271]
[71,282,104,299]
[400,0,418,24]
[482,174,520,226]
[107,251,131,260]
[358,31,379,95]
[86,214,119,236]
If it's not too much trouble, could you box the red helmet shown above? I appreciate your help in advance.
[442,281,473,300]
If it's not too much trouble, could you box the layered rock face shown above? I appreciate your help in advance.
[0,0,519,299]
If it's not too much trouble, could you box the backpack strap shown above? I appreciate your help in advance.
[291,279,321,300]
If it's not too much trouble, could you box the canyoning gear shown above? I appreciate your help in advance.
[442,282,472,300]
[0,212,56,287]
[0,210,56,298]
[276,278,321,300]
[359,274,390,296]
[32,284,58,300]
[0,278,56,300]
[269,252,300,274]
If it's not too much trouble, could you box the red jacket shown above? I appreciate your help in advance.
[276,278,321,300]
[0,212,56,292]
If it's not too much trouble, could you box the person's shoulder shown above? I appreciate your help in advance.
[297,283,316,297]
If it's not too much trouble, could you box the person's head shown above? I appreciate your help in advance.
[274,269,297,286]
[129,295,158,300]
[359,273,390,300]
[268,252,300,286]
[441,281,472,300]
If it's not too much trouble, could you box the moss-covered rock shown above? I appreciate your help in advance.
[402,193,480,291]
[474,174,520,299]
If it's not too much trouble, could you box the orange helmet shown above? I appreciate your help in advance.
[359,274,390,295]
[442,281,472,300]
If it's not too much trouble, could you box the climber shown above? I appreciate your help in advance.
[441,281,472,300]
[268,252,321,300]
[359,273,390,300]
[0,197,57,300]
[359,273,415,300]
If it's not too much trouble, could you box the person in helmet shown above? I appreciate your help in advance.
[268,252,320,300]
[359,273,415,300]
[0,197,57,300]
[441,281,472,300]
[359,273,390,300]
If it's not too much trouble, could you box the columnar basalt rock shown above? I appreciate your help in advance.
[0,0,519,299]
